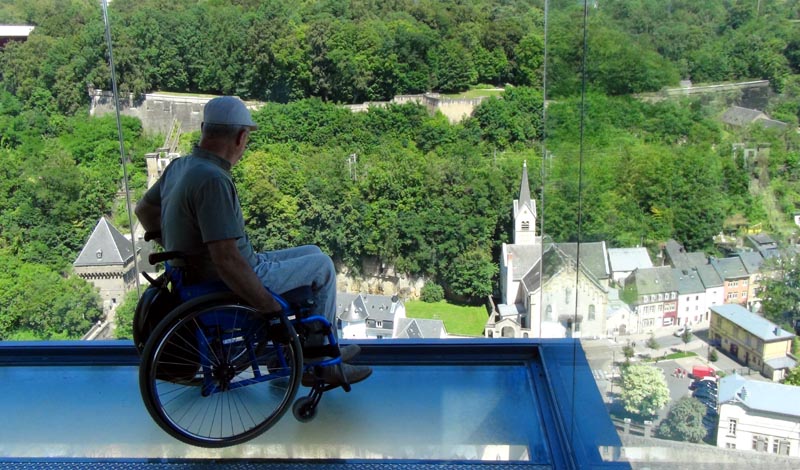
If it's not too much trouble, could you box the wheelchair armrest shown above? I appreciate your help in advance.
[149,251,185,265]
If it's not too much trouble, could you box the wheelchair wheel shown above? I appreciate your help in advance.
[292,396,317,423]
[139,293,302,448]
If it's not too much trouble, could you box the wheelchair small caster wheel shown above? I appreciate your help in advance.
[293,396,317,422]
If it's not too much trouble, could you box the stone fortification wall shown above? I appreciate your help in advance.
[90,90,260,136]
[90,89,487,136]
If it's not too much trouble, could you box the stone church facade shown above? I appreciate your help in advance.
[486,162,610,339]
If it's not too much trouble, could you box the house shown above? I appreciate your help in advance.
[709,304,796,381]
[734,251,766,312]
[663,238,707,270]
[73,217,137,310]
[622,267,678,332]
[605,288,636,337]
[721,106,788,131]
[673,268,707,329]
[695,264,724,322]
[607,247,652,286]
[394,318,447,339]
[0,25,34,49]
[710,257,750,307]
[336,293,405,340]
[716,373,800,456]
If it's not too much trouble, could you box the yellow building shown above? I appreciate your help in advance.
[709,304,796,381]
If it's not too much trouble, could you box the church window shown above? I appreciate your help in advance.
[522,221,530,230]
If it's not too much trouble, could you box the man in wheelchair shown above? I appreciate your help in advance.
[134,95,371,388]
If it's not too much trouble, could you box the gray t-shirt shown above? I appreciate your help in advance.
[143,146,257,282]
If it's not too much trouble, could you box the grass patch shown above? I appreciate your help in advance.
[442,88,505,99]
[405,300,488,337]
[644,351,697,362]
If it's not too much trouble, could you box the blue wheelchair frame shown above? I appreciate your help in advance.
[163,262,350,409]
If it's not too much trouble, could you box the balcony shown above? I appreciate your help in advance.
[0,339,626,469]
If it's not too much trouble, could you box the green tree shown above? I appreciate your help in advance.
[420,282,444,303]
[656,397,708,443]
[681,329,693,351]
[761,257,800,327]
[114,290,138,340]
[783,366,800,386]
[619,364,671,418]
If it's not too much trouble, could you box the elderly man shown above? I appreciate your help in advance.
[135,96,371,387]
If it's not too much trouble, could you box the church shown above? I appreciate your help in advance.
[485,162,611,339]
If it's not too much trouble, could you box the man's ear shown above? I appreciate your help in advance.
[237,129,248,146]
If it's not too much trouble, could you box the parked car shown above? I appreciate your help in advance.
[693,389,718,403]
[674,325,694,337]
[690,379,718,391]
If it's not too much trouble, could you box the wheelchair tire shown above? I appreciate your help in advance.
[139,292,302,448]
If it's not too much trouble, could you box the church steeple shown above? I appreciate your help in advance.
[513,161,537,245]
[519,160,532,211]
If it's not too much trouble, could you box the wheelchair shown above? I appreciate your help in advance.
[133,240,355,448]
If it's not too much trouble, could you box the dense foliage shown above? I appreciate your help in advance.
[3,0,800,112]
[656,396,709,443]
[0,91,156,339]
[619,364,671,418]
[2,0,800,339]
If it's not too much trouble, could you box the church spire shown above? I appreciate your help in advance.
[513,160,537,245]
[519,160,532,211]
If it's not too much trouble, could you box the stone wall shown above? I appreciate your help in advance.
[90,89,489,135]
[337,268,426,300]
[91,90,244,136]
[618,434,800,469]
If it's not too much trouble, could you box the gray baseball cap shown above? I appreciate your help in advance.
[203,96,258,130]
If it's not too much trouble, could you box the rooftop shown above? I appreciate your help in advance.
[710,304,795,342]
[607,247,653,273]
[709,257,749,280]
[73,217,135,267]
[719,373,800,417]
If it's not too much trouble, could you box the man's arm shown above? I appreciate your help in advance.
[135,198,162,235]
[207,238,282,314]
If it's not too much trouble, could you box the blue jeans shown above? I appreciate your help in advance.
[252,245,337,342]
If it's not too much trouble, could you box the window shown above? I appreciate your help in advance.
[522,221,530,230]
[753,435,769,452]
[728,419,737,436]
[731,281,738,287]
[376,321,383,328]
[588,305,595,321]
[726,443,737,449]
[779,440,790,456]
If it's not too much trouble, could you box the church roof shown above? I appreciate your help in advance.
[506,243,543,280]
[520,243,608,295]
[557,241,610,280]
[73,217,134,267]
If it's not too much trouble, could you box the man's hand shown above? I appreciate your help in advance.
[259,295,283,315]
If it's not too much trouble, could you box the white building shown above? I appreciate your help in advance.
[336,293,406,340]
[607,247,653,286]
[716,374,800,457]
[673,268,707,329]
